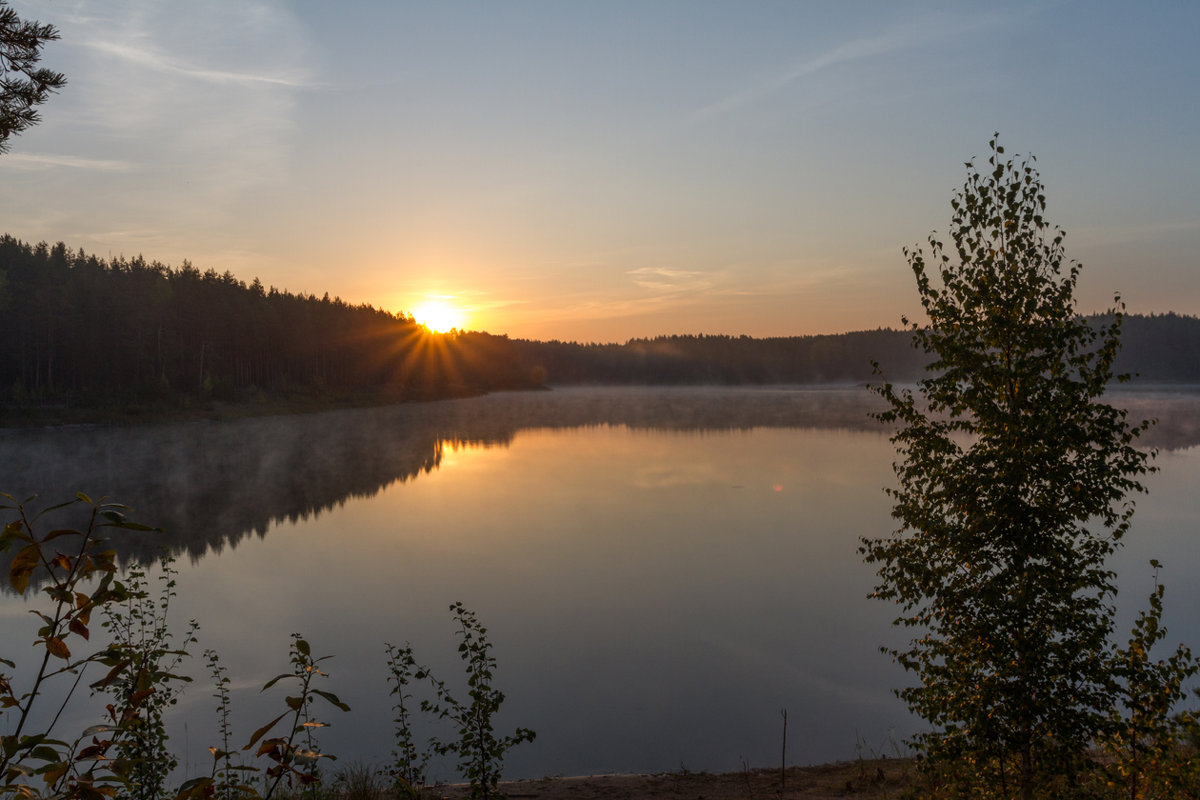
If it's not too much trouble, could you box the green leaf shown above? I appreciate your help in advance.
[312,689,351,712]
[244,712,289,750]
[157,672,193,683]
[110,521,162,532]
[43,528,81,542]
[261,673,293,691]
[174,776,215,800]
[80,725,117,737]
[0,520,29,550]
[34,499,79,516]
[28,745,60,762]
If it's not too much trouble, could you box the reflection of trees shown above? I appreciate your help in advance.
[1104,389,1200,451]
[0,407,497,573]
[3,387,1197,587]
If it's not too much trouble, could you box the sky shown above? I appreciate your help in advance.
[2,1,1198,343]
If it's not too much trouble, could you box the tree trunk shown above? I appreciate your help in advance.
[1020,742,1033,800]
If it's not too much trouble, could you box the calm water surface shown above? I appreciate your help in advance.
[2,387,1198,780]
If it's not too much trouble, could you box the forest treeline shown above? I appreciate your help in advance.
[3,235,1198,416]
[511,330,928,384]
[511,311,1200,385]
[0,236,541,411]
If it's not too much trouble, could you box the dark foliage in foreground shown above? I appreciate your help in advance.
[1,494,532,800]
[863,136,1198,799]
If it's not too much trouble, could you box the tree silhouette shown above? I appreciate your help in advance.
[863,137,1153,799]
[0,0,65,153]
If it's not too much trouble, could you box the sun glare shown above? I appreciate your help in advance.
[412,301,465,333]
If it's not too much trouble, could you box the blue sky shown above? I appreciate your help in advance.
[2,1,1197,341]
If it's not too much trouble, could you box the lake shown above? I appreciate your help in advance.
[2,386,1199,781]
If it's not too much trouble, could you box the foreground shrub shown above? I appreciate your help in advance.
[864,137,1196,799]
[2,495,534,800]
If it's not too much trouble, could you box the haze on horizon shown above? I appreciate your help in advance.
[2,1,1197,344]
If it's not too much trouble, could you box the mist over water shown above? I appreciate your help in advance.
[2,387,1198,779]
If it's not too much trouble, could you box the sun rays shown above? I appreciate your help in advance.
[411,300,466,334]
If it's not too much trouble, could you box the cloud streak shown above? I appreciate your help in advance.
[509,256,890,333]
[0,153,130,171]
[41,0,317,227]
[82,39,313,88]
[626,266,718,292]
[693,10,1011,120]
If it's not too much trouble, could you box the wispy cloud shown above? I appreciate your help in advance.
[45,0,317,222]
[692,11,1010,120]
[626,266,717,292]
[82,39,313,88]
[0,152,130,171]
[513,256,889,333]
[535,285,712,324]
[624,261,868,300]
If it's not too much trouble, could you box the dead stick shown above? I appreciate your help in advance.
[780,707,788,796]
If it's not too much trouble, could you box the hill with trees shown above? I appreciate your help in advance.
[2,234,1197,423]
[0,236,541,418]
[511,330,925,385]
[511,313,1200,386]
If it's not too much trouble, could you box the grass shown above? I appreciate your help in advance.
[299,757,917,800]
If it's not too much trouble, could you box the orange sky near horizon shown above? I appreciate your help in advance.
[2,2,1197,344]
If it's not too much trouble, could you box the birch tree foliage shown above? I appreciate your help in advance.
[862,136,1153,796]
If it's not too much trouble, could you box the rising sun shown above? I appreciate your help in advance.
[411,300,465,333]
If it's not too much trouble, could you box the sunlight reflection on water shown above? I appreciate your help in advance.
[1,387,1198,780]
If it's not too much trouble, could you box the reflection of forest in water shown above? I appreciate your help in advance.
[3,386,1199,575]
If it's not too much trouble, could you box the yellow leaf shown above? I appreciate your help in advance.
[9,544,40,595]
[46,637,70,660]
[42,762,69,787]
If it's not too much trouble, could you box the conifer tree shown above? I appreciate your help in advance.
[0,0,65,153]
[862,136,1152,799]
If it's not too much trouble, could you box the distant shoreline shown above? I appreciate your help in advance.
[5,380,1200,431]
[0,386,493,429]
